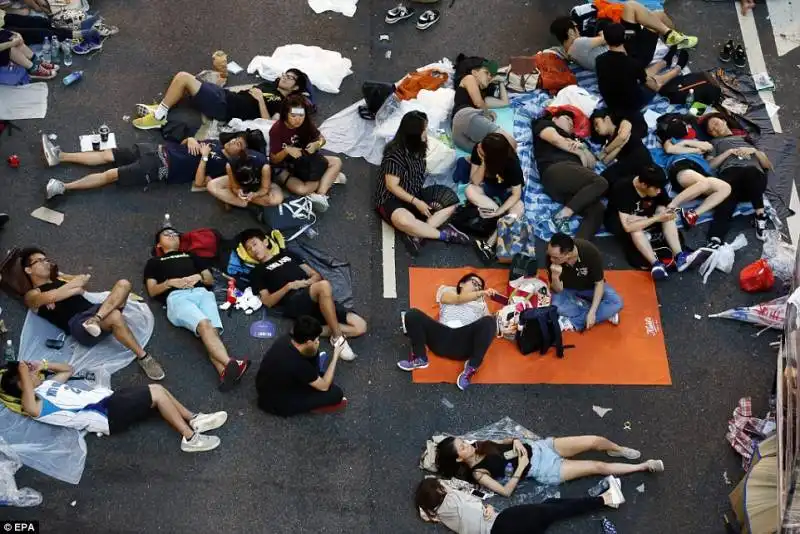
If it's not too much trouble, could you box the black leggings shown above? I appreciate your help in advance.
[405,308,495,369]
[491,497,605,534]
[3,14,73,45]
[257,385,344,417]
[540,161,608,239]
[707,166,767,241]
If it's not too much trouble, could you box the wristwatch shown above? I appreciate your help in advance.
[202,156,209,162]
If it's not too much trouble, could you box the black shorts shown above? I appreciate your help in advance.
[375,196,425,224]
[283,287,349,324]
[0,30,12,66]
[67,303,111,347]
[668,159,708,193]
[112,143,165,186]
[622,20,658,69]
[191,81,228,121]
[105,386,154,435]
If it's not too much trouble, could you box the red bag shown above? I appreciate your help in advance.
[545,104,590,138]
[533,51,576,95]
[180,228,220,258]
[739,259,774,292]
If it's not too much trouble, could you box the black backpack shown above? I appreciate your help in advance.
[571,4,599,36]
[516,306,573,358]
[658,72,722,106]
[358,81,395,120]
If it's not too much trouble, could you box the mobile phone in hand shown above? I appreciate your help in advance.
[490,293,509,305]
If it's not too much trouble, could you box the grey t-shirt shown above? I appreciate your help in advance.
[712,136,764,174]
[568,37,608,71]
[436,491,495,534]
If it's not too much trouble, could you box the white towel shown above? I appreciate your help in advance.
[247,45,353,94]
[308,0,358,17]
[0,83,49,120]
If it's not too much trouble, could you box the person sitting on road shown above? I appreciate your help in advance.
[465,133,524,263]
[374,111,471,256]
[145,227,250,391]
[42,131,261,199]
[269,95,343,213]
[703,113,771,245]
[532,110,607,238]
[206,154,283,209]
[255,315,348,417]
[547,233,623,332]
[20,247,165,381]
[451,55,513,152]
[590,108,653,188]
[549,1,695,72]
[0,23,56,79]
[415,477,625,534]
[396,273,497,391]
[1,360,227,453]
[132,69,311,129]
[606,164,698,278]
[651,115,732,228]
[240,229,366,361]
[436,435,663,495]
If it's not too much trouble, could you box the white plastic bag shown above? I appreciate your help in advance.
[550,85,599,117]
[0,437,42,507]
[426,136,456,175]
[699,234,747,284]
[762,230,796,284]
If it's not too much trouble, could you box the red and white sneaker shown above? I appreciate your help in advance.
[680,208,698,227]
[39,61,60,72]
[218,358,250,391]
[28,65,57,80]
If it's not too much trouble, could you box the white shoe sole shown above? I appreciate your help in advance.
[41,134,59,167]
[181,435,221,453]
[191,412,228,433]
[607,447,640,460]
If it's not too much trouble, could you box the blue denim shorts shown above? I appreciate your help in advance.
[525,438,564,485]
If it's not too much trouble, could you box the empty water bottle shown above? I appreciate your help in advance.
[162,213,171,228]
[62,70,84,86]
[51,36,60,64]
[3,340,15,363]
[42,37,52,63]
[63,42,73,66]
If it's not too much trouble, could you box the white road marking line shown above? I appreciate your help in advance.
[382,221,398,298]
[766,0,800,56]
[736,6,800,243]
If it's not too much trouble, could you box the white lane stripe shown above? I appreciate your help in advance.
[766,0,800,56]
[382,221,398,298]
[735,7,800,244]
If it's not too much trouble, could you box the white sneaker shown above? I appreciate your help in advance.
[46,178,66,199]
[41,134,61,167]
[608,446,640,460]
[646,459,665,472]
[190,411,228,433]
[608,313,620,326]
[603,476,626,508]
[308,193,330,213]
[181,433,220,453]
[334,172,347,185]
[332,335,356,361]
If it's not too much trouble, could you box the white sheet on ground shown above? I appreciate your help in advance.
[0,83,49,120]
[308,0,358,16]
[0,292,154,484]
[225,118,276,152]
[247,45,353,94]
[320,58,455,165]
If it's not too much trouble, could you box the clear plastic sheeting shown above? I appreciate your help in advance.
[762,230,797,286]
[0,437,43,507]
[0,292,154,484]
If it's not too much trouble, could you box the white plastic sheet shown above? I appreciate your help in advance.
[308,0,358,17]
[247,45,353,94]
[0,292,154,484]
[762,230,797,284]
[0,437,42,507]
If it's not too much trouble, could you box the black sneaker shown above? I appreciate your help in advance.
[440,224,471,245]
[473,239,495,265]
[733,45,747,68]
[706,237,723,250]
[416,9,440,30]
[400,233,422,256]
[755,214,768,241]
[0,213,8,229]
[385,4,414,24]
[719,40,734,63]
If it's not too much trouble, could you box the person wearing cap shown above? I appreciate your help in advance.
[451,55,514,152]
[144,227,251,391]
[132,68,312,130]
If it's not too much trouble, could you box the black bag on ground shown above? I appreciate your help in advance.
[658,72,722,106]
[450,204,498,238]
[509,253,538,281]
[358,81,395,120]
[516,306,572,358]
[293,152,329,182]
[162,106,203,143]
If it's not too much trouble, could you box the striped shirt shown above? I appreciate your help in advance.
[33,380,112,435]
[436,286,489,328]
[374,145,427,207]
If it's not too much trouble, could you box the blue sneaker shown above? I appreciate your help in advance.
[72,37,103,55]
[675,251,691,272]
[318,351,329,374]
[397,357,428,371]
[651,261,668,280]
[456,362,477,391]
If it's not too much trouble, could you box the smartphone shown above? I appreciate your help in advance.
[490,293,509,305]
[471,489,486,499]
[45,333,66,350]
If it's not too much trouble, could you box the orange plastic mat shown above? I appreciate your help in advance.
[408,267,671,386]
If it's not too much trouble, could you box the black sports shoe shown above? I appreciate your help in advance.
[754,214,768,241]
[473,239,495,265]
[733,45,747,68]
[719,39,734,63]
[706,237,722,250]
[400,233,422,256]
[385,4,414,24]
[416,9,440,30]
[440,224,471,245]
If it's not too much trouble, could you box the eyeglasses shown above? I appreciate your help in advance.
[282,72,298,82]
[468,278,484,290]
[161,230,179,238]
[29,257,50,266]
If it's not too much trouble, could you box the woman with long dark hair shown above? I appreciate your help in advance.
[269,95,344,213]
[436,435,662,495]
[374,111,470,255]
[702,113,771,247]
[206,155,283,209]
[415,477,623,534]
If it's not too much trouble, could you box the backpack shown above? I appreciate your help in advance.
[654,112,698,143]
[571,4,599,36]
[516,306,572,358]
[449,204,499,239]
[533,50,576,95]
[261,196,317,241]
[658,72,722,106]
[358,81,396,120]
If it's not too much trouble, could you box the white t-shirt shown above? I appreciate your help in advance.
[33,380,113,435]
[436,286,489,328]
[436,491,495,534]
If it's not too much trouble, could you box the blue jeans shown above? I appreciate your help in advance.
[551,286,623,331]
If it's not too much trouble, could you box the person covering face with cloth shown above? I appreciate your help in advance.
[546,233,623,331]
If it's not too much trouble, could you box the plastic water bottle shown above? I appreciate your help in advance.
[62,42,73,67]
[162,213,171,228]
[51,36,60,64]
[3,340,16,363]
[62,70,84,86]
[588,477,610,497]
[685,88,695,108]
[42,37,52,64]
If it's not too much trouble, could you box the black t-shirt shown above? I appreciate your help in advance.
[223,81,289,121]
[472,443,534,480]
[249,252,308,295]
[469,145,524,189]
[255,335,319,406]
[143,251,204,302]
[546,238,605,291]
[609,178,669,218]
[235,155,270,194]
[608,110,652,170]
[34,280,94,332]
[596,50,647,112]
[532,118,582,175]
